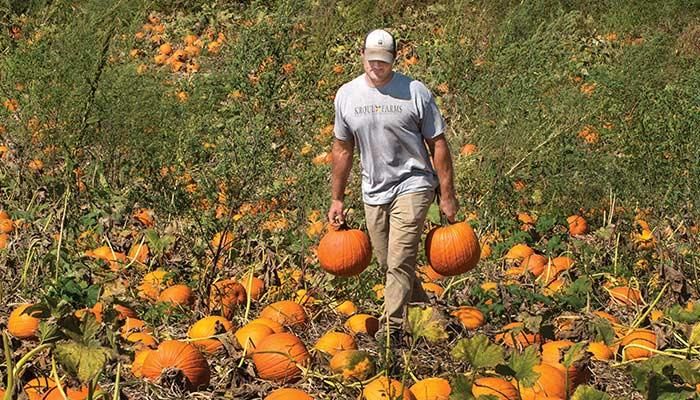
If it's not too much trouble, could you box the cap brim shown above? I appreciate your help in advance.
[364,49,394,64]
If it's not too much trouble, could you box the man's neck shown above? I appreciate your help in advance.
[365,71,394,88]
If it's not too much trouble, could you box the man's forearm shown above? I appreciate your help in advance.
[432,140,456,198]
[331,140,354,201]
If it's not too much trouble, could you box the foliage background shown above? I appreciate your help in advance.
[2,0,699,220]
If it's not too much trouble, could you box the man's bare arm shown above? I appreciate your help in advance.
[426,134,459,222]
[328,138,354,225]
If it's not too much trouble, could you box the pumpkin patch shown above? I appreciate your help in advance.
[0,2,697,399]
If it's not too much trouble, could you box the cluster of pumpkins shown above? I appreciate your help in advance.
[130,13,226,76]
[2,218,481,399]
[3,213,664,399]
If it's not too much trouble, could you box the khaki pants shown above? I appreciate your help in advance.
[364,190,434,333]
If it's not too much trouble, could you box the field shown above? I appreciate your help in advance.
[1,0,700,399]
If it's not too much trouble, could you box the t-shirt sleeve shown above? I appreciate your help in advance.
[333,88,352,141]
[414,82,445,140]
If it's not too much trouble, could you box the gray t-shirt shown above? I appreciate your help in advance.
[334,72,445,205]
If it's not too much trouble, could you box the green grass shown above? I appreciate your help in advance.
[0,0,699,277]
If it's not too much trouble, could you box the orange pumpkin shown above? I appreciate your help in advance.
[23,376,56,400]
[409,377,451,400]
[121,317,148,336]
[141,340,210,391]
[520,254,548,277]
[211,231,234,252]
[504,244,534,260]
[209,279,247,318]
[418,264,445,282]
[259,300,308,327]
[0,218,13,234]
[587,341,614,361]
[450,306,485,330]
[314,331,357,356]
[479,242,492,259]
[317,225,372,276]
[187,316,233,354]
[158,42,173,55]
[329,350,375,381]
[131,349,153,377]
[567,215,588,236]
[8,303,42,339]
[24,377,99,400]
[85,245,127,270]
[424,221,480,276]
[344,314,380,336]
[138,269,170,301]
[249,317,286,333]
[114,303,138,320]
[460,143,477,156]
[234,322,274,356]
[471,377,518,400]
[264,388,314,400]
[541,340,588,393]
[240,273,265,300]
[252,332,310,382]
[56,385,100,400]
[607,286,644,307]
[158,284,194,307]
[128,241,150,264]
[494,322,541,349]
[363,376,416,400]
[422,282,444,297]
[591,310,620,325]
[621,329,656,360]
[541,278,566,296]
[125,331,158,349]
[335,300,357,316]
[75,302,104,322]
[0,233,8,249]
[536,261,562,286]
[517,363,567,399]
[550,256,575,272]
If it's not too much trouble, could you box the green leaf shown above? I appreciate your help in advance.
[508,345,540,388]
[522,314,542,333]
[59,312,101,344]
[407,306,448,343]
[557,276,592,309]
[55,341,113,383]
[450,334,505,370]
[589,315,616,344]
[448,374,475,400]
[562,342,588,368]
[37,321,63,344]
[667,302,700,324]
[629,355,700,396]
[571,385,612,400]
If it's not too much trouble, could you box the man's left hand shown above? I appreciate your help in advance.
[440,194,459,223]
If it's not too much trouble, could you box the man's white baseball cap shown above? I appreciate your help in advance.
[363,29,396,64]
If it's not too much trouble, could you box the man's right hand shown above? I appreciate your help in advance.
[327,200,345,227]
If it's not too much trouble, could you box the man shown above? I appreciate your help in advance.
[327,29,459,340]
